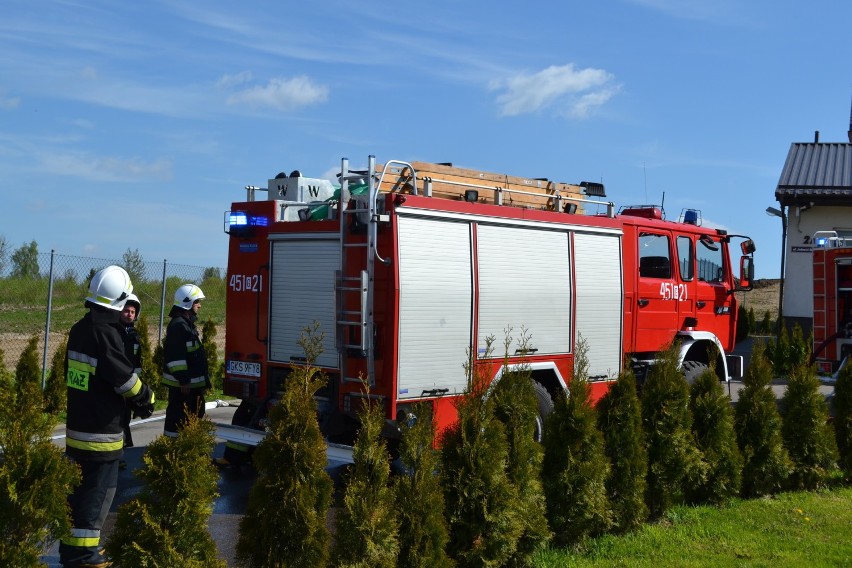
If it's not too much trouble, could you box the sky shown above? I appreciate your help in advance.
[2,0,851,279]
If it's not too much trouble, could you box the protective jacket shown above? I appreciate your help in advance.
[65,304,153,461]
[162,314,209,389]
[124,325,142,375]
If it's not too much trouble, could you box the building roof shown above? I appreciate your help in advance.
[775,142,852,206]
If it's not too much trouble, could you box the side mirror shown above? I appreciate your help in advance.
[740,239,756,255]
[738,256,754,291]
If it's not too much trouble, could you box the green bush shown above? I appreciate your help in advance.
[541,339,612,546]
[0,375,80,567]
[14,333,41,398]
[641,343,705,518]
[834,362,852,480]
[106,414,224,567]
[44,335,67,416]
[597,369,648,533]
[492,350,551,565]
[761,311,772,334]
[236,324,333,568]
[734,341,792,497]
[394,402,452,568]
[201,318,221,391]
[687,365,742,504]
[780,364,838,490]
[440,341,523,566]
[333,382,399,568]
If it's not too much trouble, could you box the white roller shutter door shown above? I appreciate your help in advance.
[268,236,340,369]
[397,216,472,399]
[574,232,623,379]
[477,225,571,356]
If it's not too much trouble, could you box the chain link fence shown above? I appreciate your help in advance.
[0,249,225,383]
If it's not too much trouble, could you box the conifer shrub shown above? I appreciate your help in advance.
[491,336,551,565]
[834,361,852,480]
[152,340,167,401]
[748,307,756,335]
[14,333,41,396]
[641,343,705,518]
[333,381,399,568]
[440,340,523,566]
[789,324,812,370]
[597,368,648,533]
[105,414,224,567]
[541,339,612,546]
[765,325,790,377]
[0,377,80,567]
[780,363,838,490]
[687,365,742,504]
[734,341,792,497]
[135,313,159,388]
[201,318,221,391]
[236,324,333,568]
[44,335,67,416]
[760,310,772,334]
[0,348,12,394]
[394,402,452,568]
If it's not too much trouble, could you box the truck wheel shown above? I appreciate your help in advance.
[681,360,710,385]
[533,382,554,442]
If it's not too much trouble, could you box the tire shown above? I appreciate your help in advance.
[532,382,554,442]
[681,360,710,385]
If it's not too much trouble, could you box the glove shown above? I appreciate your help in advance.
[131,384,155,419]
[133,401,155,419]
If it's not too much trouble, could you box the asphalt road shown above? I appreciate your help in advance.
[44,401,251,567]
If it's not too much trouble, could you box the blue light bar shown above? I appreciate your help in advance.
[229,212,248,226]
[815,237,828,247]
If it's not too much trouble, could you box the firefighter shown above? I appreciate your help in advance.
[118,293,143,469]
[60,266,155,568]
[162,283,210,438]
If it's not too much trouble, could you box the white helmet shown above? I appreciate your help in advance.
[173,284,205,310]
[87,265,133,311]
[124,293,141,315]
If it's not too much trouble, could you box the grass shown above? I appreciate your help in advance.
[533,487,852,567]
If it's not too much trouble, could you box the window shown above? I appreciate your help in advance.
[677,236,694,281]
[639,232,671,279]
[696,235,723,283]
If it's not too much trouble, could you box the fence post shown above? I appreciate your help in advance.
[158,259,167,345]
[41,249,56,390]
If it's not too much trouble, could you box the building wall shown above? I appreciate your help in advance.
[782,205,852,324]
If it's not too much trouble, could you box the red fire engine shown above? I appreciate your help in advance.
[811,231,852,382]
[220,156,755,447]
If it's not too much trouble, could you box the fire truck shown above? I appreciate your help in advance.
[220,156,755,448]
[811,231,852,382]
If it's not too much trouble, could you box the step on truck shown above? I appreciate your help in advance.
[218,156,756,452]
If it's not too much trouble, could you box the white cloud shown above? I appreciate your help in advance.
[38,152,174,182]
[226,76,329,111]
[490,64,619,118]
[217,71,253,89]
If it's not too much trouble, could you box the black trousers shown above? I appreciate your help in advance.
[59,458,118,567]
[163,387,206,437]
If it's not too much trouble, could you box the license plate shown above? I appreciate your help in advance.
[226,360,261,378]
